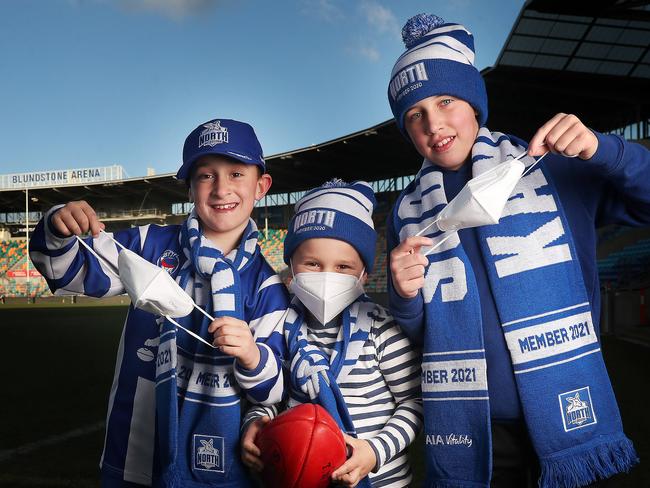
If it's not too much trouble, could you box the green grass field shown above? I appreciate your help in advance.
[0,305,647,487]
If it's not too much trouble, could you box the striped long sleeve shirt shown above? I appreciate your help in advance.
[246,304,423,487]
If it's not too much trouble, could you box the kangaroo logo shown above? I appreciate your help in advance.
[559,387,597,432]
[193,435,224,472]
[199,121,228,148]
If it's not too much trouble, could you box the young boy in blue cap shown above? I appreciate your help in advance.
[29,118,289,487]
[240,180,423,487]
[386,13,650,488]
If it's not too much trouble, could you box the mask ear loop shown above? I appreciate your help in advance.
[165,315,218,349]
[522,151,549,178]
[422,232,456,257]
[74,235,121,279]
[415,216,442,238]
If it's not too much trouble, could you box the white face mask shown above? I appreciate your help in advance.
[289,268,365,325]
[118,248,195,318]
[75,233,218,348]
[436,157,525,232]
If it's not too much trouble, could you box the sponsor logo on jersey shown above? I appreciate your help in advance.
[157,250,179,275]
[193,435,224,472]
[136,337,159,362]
[559,386,597,432]
[199,121,228,148]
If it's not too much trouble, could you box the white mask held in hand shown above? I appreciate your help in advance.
[290,268,365,325]
[75,233,217,348]
[118,248,195,318]
[436,156,525,232]
[414,151,548,256]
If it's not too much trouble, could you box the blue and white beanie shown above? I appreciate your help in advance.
[283,180,377,272]
[388,13,488,134]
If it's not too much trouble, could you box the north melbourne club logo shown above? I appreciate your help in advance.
[193,435,224,472]
[157,250,179,275]
[559,387,597,432]
[199,121,229,148]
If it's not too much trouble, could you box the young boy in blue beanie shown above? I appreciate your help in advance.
[386,13,650,488]
[29,118,289,487]
[240,180,423,487]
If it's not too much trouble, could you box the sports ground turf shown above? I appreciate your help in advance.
[0,305,648,487]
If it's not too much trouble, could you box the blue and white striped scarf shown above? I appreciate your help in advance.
[395,128,637,488]
[155,209,259,487]
[285,296,376,488]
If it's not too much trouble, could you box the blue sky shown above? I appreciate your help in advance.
[0,0,525,177]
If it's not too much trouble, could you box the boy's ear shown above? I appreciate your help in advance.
[361,271,368,286]
[255,173,273,201]
[188,187,194,203]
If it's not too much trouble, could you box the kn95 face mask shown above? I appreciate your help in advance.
[75,232,218,348]
[118,248,195,318]
[413,151,548,256]
[436,156,525,232]
[289,268,365,325]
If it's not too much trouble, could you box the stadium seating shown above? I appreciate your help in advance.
[367,233,388,293]
[258,228,288,276]
[0,240,51,298]
[598,237,650,287]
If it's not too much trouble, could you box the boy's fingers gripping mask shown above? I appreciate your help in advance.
[118,249,195,318]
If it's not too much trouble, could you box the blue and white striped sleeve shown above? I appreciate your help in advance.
[234,265,289,406]
[29,205,144,298]
[366,314,424,471]
[241,404,281,434]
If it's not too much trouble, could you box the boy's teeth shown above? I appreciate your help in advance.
[214,203,237,209]
[436,137,453,147]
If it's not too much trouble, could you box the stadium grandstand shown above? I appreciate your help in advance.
[0,0,649,307]
[1,1,649,486]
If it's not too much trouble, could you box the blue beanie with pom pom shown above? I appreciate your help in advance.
[388,13,488,134]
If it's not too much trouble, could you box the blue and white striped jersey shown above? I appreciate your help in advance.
[30,206,289,487]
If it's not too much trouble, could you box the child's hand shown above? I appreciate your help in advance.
[240,416,270,472]
[331,434,377,487]
[208,317,260,370]
[528,113,598,160]
[389,236,432,299]
[52,200,105,237]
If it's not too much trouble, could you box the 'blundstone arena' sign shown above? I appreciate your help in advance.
[0,165,125,189]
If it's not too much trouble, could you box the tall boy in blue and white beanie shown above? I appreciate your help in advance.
[30,118,289,487]
[386,13,650,488]
[241,180,423,488]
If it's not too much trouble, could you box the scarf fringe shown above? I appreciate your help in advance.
[539,437,638,488]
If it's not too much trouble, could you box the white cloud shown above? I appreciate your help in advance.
[118,0,221,19]
[346,41,380,62]
[300,0,344,23]
[357,44,380,61]
[359,0,399,38]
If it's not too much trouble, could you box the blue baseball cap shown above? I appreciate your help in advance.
[177,118,266,180]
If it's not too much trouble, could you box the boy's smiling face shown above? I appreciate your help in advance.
[404,95,479,171]
[189,155,271,253]
[291,238,367,284]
